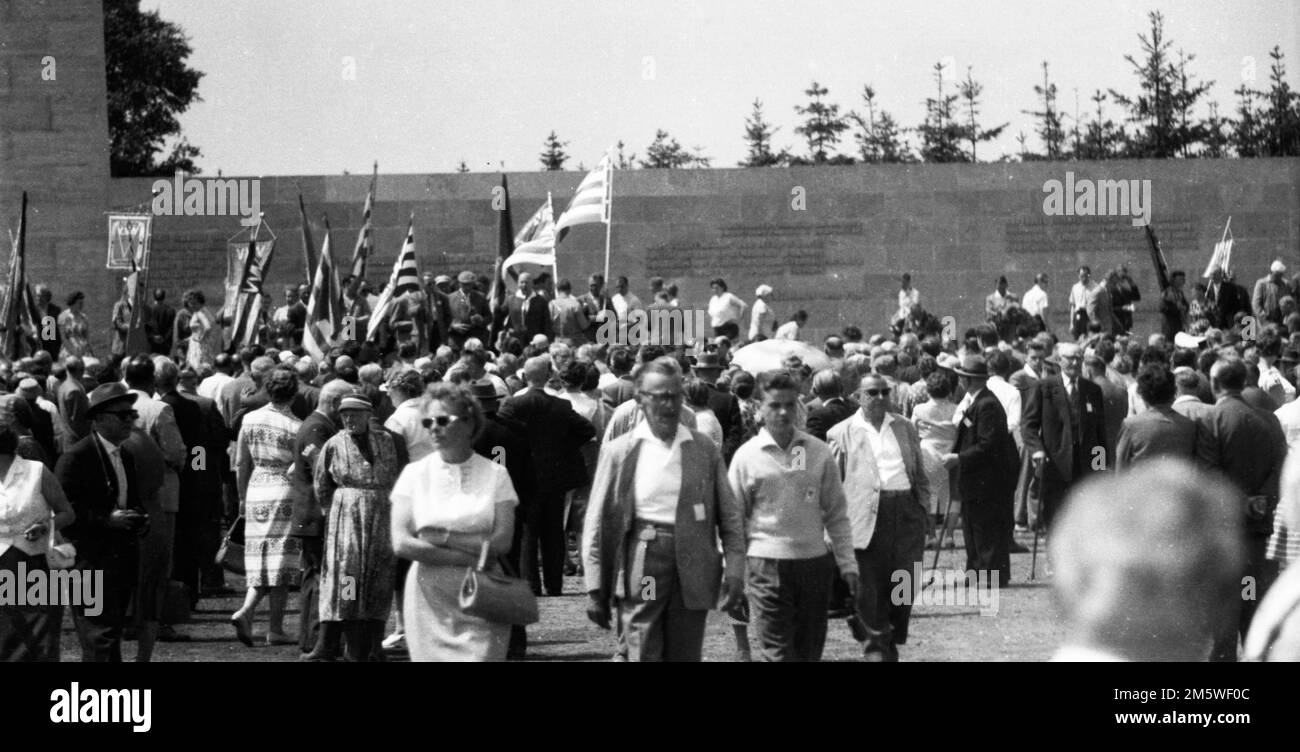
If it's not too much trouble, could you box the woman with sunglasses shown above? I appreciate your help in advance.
[390,382,519,661]
[313,395,405,660]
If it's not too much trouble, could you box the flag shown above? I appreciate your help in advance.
[1203,217,1233,278]
[1144,224,1171,293]
[122,252,150,355]
[348,162,377,296]
[488,173,514,342]
[0,192,41,360]
[303,218,343,360]
[501,195,556,276]
[555,154,611,241]
[367,217,420,341]
[298,192,318,288]
[228,231,275,352]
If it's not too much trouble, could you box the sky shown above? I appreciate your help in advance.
[148,0,1300,177]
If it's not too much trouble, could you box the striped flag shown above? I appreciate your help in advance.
[502,195,557,276]
[0,192,41,360]
[348,162,377,296]
[367,217,420,341]
[304,218,343,360]
[228,233,275,352]
[555,154,611,241]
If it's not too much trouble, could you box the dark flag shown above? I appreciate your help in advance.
[228,229,275,352]
[1144,224,1171,292]
[348,162,377,297]
[488,172,514,345]
[303,217,342,361]
[0,191,41,360]
[298,192,318,288]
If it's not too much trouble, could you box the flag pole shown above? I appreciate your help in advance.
[602,149,613,285]
[547,192,558,286]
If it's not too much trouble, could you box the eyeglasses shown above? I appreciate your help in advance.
[639,391,682,404]
[422,415,463,429]
[864,388,891,397]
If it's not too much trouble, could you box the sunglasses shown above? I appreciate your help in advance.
[422,415,463,429]
[863,388,892,397]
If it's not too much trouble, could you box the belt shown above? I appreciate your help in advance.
[629,520,674,590]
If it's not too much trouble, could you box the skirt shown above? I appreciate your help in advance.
[243,467,302,588]
[404,562,509,662]
[0,548,61,662]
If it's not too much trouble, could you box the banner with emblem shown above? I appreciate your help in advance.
[107,213,151,270]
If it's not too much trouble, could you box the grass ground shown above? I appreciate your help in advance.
[57,529,1066,662]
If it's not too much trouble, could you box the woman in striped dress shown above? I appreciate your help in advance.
[231,367,303,647]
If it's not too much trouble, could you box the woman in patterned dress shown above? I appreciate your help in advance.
[391,382,519,662]
[314,395,406,661]
[56,291,94,360]
[231,367,303,647]
[184,290,221,373]
[912,371,959,548]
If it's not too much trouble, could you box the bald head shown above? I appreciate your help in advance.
[523,355,551,387]
[1052,459,1243,661]
[317,380,355,419]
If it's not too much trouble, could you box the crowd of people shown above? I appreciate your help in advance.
[2,253,1300,663]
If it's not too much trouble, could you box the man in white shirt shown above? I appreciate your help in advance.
[1022,273,1049,323]
[825,373,929,661]
[1069,266,1096,339]
[582,357,745,661]
[610,276,643,343]
[382,369,435,462]
[198,353,235,403]
[774,310,807,341]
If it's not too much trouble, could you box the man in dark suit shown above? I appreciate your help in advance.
[177,367,231,594]
[1084,353,1127,453]
[504,272,552,345]
[146,289,176,356]
[805,370,856,442]
[154,357,204,611]
[1022,342,1109,532]
[576,273,615,344]
[446,270,491,350]
[943,355,1019,586]
[498,355,595,596]
[34,284,62,359]
[691,353,744,461]
[471,382,534,660]
[293,380,353,660]
[56,383,148,662]
[58,355,91,449]
[1205,267,1248,329]
[1197,358,1287,661]
[1114,363,1197,471]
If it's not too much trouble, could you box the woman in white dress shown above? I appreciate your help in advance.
[911,371,959,548]
[184,290,222,373]
[749,284,775,342]
[391,382,519,661]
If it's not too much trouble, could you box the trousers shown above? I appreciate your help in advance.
[522,490,567,595]
[616,521,708,662]
[855,490,927,658]
[747,553,835,662]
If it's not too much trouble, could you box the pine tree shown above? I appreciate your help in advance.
[1076,90,1124,160]
[1201,101,1233,158]
[852,85,913,163]
[640,129,711,168]
[1109,11,1212,158]
[1233,84,1266,157]
[1261,46,1300,156]
[957,67,1008,161]
[615,140,637,169]
[539,131,569,170]
[793,81,853,164]
[456,160,470,173]
[1023,61,1066,160]
[917,62,969,163]
[740,99,790,166]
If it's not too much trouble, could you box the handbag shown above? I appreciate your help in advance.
[459,540,539,625]
[215,515,246,575]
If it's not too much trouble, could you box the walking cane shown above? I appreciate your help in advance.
[1029,459,1044,580]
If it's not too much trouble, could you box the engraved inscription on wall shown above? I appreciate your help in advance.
[1005,216,1198,254]
[646,222,863,277]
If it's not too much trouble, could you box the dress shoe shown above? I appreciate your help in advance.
[266,632,296,646]
[230,612,253,647]
[846,615,868,643]
[1009,541,1030,554]
[381,632,406,651]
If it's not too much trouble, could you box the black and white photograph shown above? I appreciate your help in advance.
[1,0,1299,732]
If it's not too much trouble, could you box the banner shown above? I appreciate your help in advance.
[224,238,275,318]
[107,214,151,270]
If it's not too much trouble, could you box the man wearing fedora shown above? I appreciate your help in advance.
[447,270,491,350]
[692,352,744,462]
[942,355,1019,585]
[56,383,149,661]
